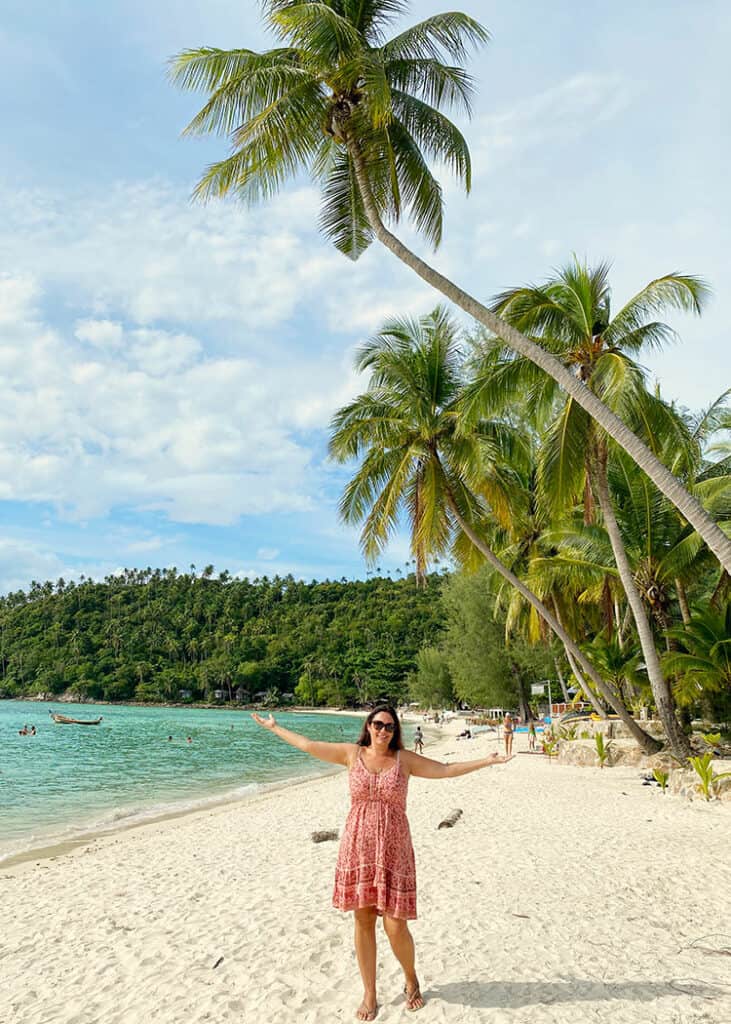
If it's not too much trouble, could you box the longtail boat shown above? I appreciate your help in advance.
[49,712,103,726]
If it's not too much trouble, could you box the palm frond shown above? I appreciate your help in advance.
[267,2,362,60]
[342,0,410,40]
[386,118,443,248]
[604,273,711,346]
[168,47,299,94]
[538,399,591,517]
[329,393,409,459]
[490,284,586,349]
[386,58,475,113]
[191,80,327,202]
[318,146,374,258]
[382,12,489,64]
[391,90,471,188]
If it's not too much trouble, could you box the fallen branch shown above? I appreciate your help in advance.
[437,808,463,830]
[311,829,339,843]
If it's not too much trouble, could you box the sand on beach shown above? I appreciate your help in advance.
[1,719,729,1024]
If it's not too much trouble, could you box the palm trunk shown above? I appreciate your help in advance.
[554,655,570,703]
[345,138,731,574]
[614,598,624,649]
[552,599,607,717]
[511,664,532,722]
[675,579,692,626]
[593,450,690,758]
[618,604,633,646]
[437,484,660,753]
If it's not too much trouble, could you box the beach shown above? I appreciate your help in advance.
[2,718,729,1024]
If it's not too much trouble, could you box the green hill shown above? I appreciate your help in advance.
[0,569,445,706]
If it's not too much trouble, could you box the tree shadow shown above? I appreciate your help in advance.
[427,978,724,1010]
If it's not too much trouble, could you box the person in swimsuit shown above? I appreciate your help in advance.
[503,712,514,757]
[252,704,512,1020]
[528,720,537,751]
[413,726,424,753]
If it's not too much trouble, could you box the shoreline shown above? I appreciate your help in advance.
[1,708,436,873]
[3,696,383,714]
[1,763,345,874]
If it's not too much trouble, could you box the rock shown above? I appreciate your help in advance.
[556,740,601,767]
[557,738,647,768]
[669,762,731,803]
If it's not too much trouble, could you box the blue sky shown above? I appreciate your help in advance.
[0,0,729,592]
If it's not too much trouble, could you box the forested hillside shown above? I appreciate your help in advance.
[0,569,445,705]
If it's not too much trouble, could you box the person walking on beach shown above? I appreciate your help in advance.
[503,712,514,757]
[528,720,537,751]
[413,726,424,754]
[252,705,512,1020]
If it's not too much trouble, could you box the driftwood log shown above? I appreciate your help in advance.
[437,808,463,830]
[311,829,339,843]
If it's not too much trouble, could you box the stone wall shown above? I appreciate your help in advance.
[556,718,666,741]
[556,740,731,802]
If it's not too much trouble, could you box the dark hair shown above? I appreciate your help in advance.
[356,705,403,750]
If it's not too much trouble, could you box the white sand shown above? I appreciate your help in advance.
[2,720,730,1024]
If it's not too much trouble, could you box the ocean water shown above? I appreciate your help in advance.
[0,701,366,864]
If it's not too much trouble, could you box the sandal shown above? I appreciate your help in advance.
[404,982,424,1012]
[355,1002,378,1021]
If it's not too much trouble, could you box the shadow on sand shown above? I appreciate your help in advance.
[427,977,725,1010]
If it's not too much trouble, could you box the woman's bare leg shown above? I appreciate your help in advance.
[382,916,424,1010]
[353,907,378,1019]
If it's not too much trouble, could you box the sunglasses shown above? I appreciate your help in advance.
[371,720,395,733]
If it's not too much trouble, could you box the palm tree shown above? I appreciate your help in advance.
[480,259,722,755]
[585,634,643,711]
[169,0,731,572]
[664,605,731,719]
[328,306,659,751]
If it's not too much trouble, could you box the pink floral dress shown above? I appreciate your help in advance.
[333,748,417,920]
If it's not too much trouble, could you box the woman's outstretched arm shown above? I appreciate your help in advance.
[251,712,354,767]
[402,749,512,780]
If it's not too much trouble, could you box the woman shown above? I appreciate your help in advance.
[503,712,514,757]
[252,705,512,1020]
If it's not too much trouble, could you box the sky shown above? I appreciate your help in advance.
[0,0,729,593]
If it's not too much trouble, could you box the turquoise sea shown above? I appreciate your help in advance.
[0,701,368,864]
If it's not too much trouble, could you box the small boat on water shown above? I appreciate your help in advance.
[49,712,103,726]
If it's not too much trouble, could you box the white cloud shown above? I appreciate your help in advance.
[472,73,635,177]
[0,539,70,593]
[256,547,280,561]
[0,182,340,332]
[0,276,364,526]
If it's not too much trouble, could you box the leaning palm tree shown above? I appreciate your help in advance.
[328,306,659,752]
[169,0,731,572]
[471,259,723,755]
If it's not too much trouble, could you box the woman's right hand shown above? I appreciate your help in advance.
[251,712,276,730]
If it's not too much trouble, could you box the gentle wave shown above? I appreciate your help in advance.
[0,767,335,865]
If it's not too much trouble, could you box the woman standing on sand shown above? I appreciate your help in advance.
[503,712,515,757]
[252,705,512,1020]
